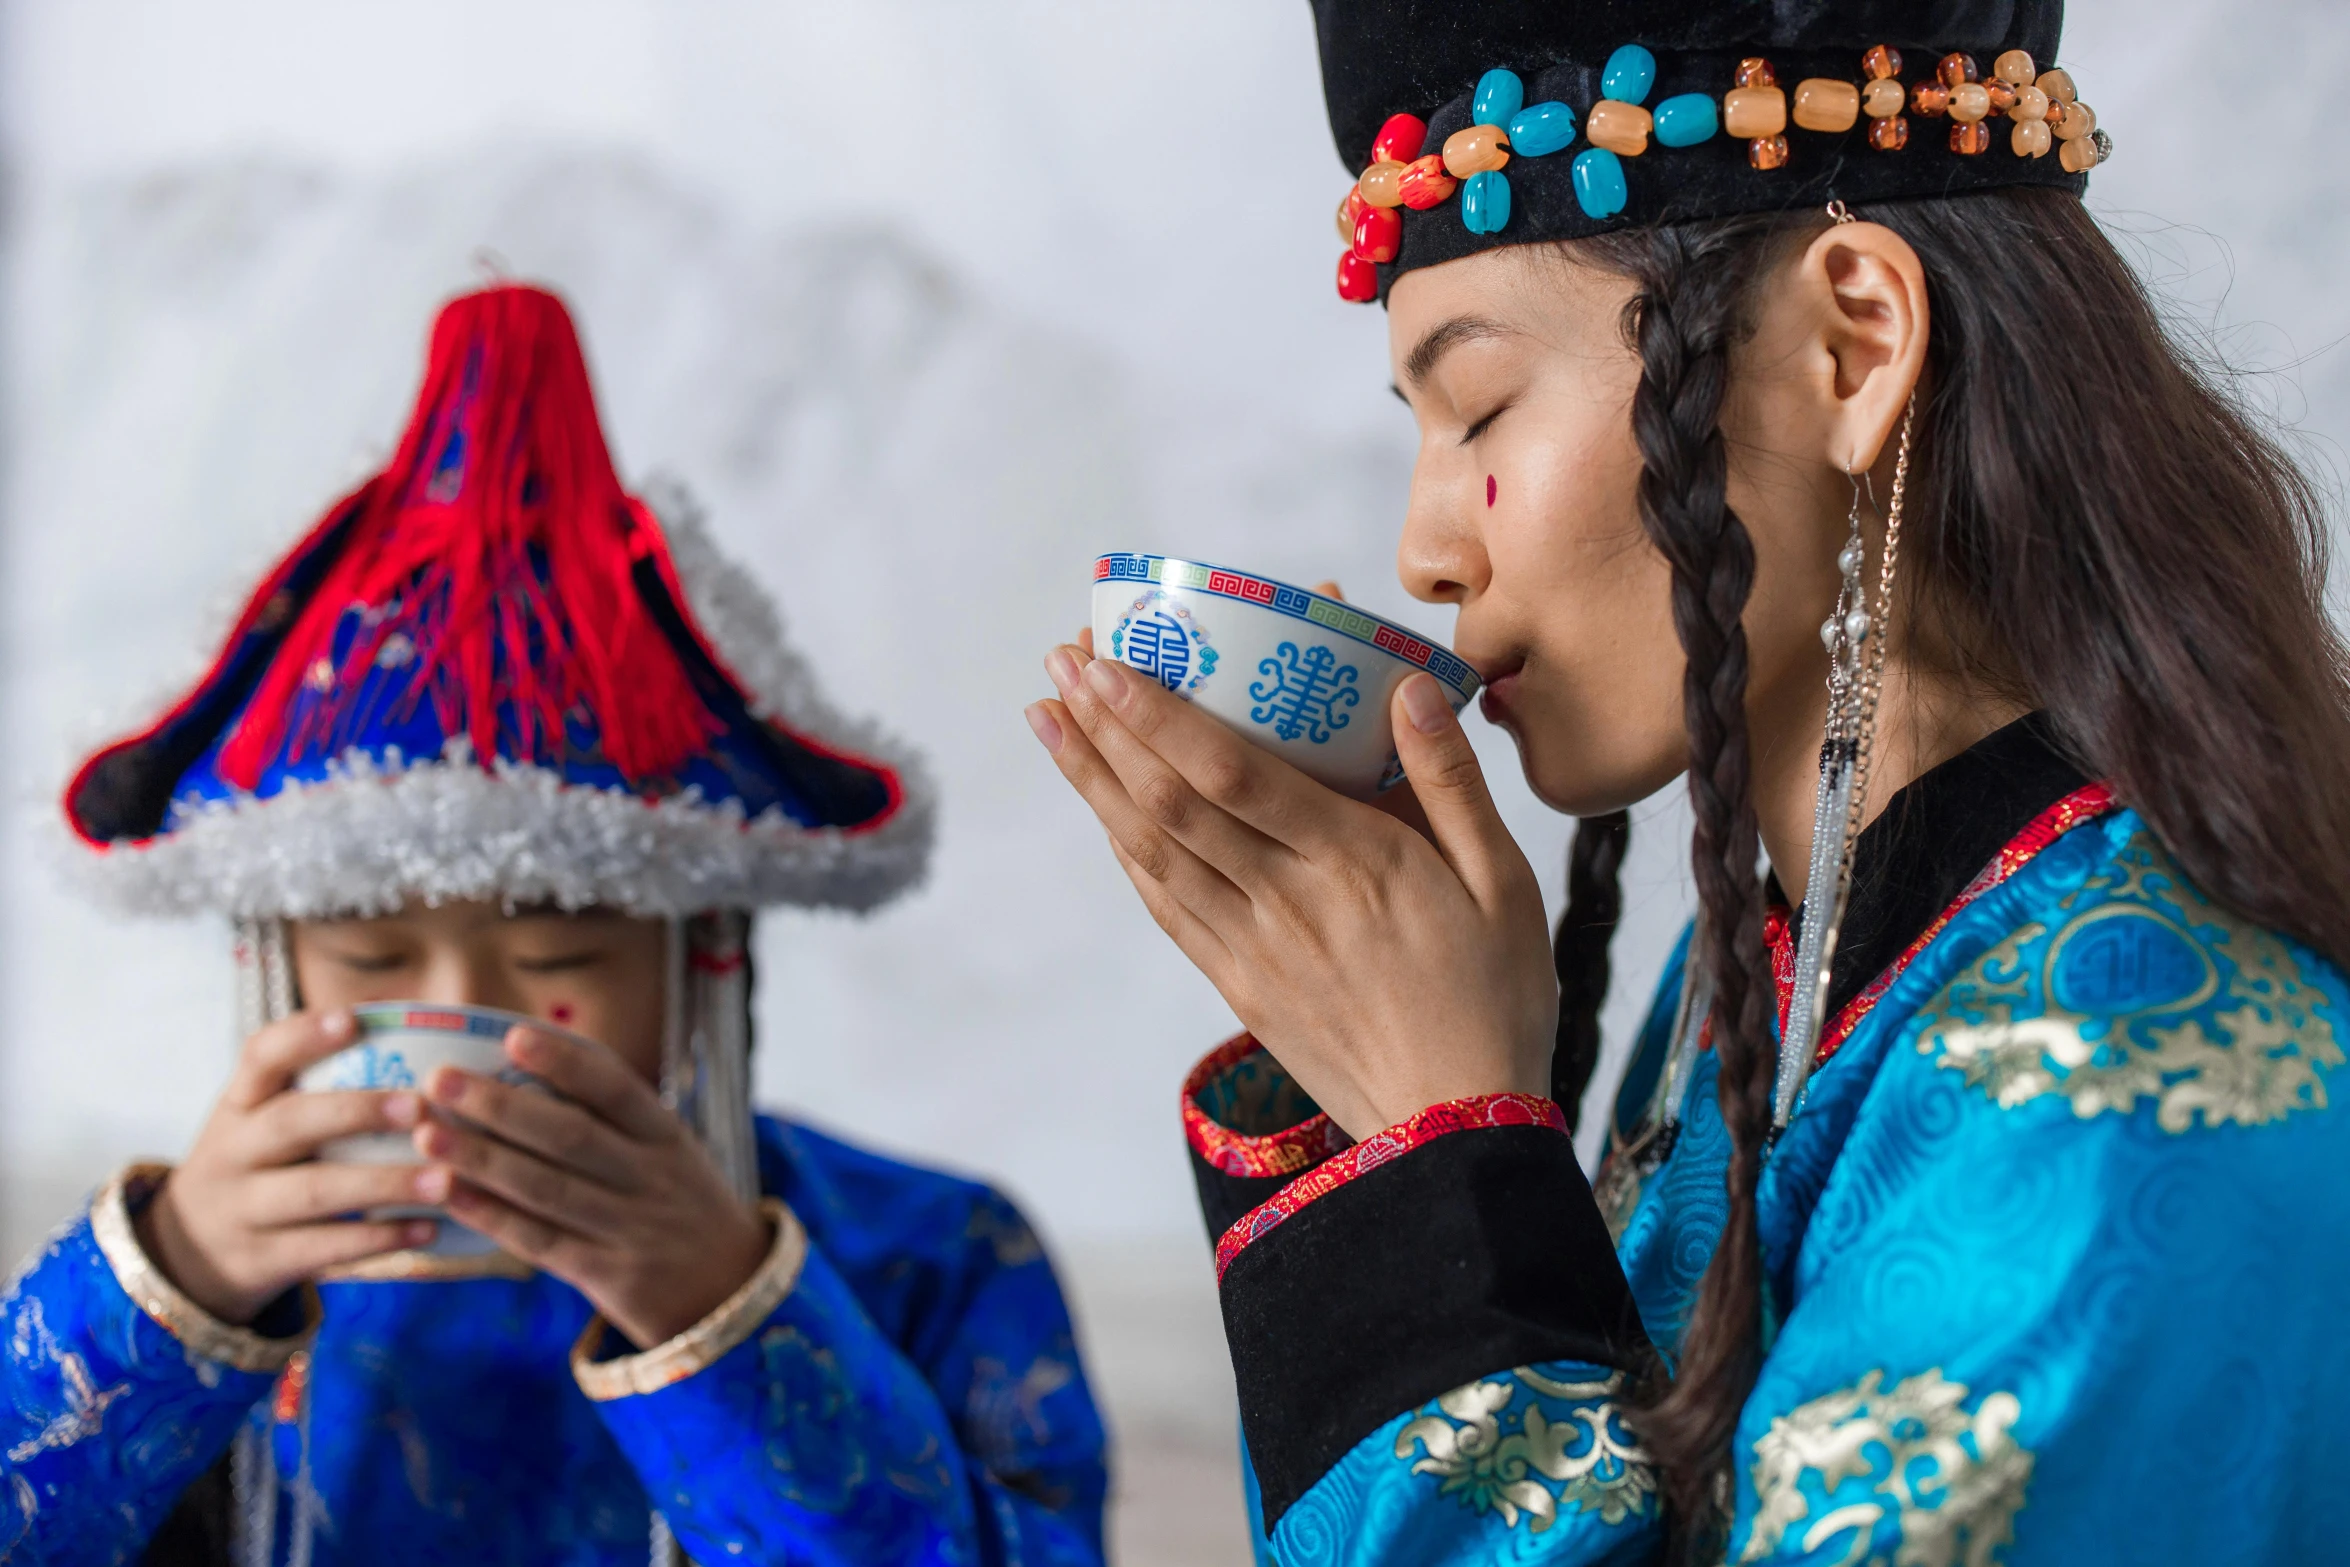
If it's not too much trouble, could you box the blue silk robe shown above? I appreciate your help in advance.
[1188,788,2350,1564]
[0,1115,1108,1566]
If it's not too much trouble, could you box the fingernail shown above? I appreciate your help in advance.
[1024,703,1065,753]
[321,1009,354,1040]
[505,1027,542,1064]
[1045,648,1080,694]
[1401,674,1455,735]
[415,1123,452,1159]
[1083,658,1130,709]
[383,1092,421,1128]
[404,1221,438,1246]
[414,1166,452,1202]
[426,1067,464,1106]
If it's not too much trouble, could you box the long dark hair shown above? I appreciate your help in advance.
[1547,184,2350,1548]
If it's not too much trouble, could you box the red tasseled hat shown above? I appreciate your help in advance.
[63,283,930,920]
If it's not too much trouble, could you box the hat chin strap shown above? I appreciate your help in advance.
[663,911,761,1205]
[225,912,761,1567]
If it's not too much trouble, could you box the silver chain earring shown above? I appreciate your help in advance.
[1774,398,1918,1130]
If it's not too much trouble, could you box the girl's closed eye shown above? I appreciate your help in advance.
[512,949,605,975]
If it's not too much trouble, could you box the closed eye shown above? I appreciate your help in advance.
[1459,403,1509,446]
[514,952,605,974]
[327,951,409,975]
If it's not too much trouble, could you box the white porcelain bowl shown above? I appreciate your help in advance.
[1091,553,1480,798]
[298,1001,588,1257]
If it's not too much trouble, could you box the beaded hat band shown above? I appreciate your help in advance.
[1310,1,2106,303]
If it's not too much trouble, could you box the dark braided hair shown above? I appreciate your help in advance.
[1550,186,2350,1551]
[1585,215,1787,1552]
[1550,811,1629,1129]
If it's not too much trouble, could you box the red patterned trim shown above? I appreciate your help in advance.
[1213,1093,1568,1280]
[1771,780,2119,1069]
[1182,1033,1352,1179]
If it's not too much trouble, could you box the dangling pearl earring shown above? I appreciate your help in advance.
[1774,397,1916,1131]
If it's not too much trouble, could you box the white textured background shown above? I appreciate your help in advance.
[2,3,2343,1561]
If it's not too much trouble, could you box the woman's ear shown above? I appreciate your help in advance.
[1799,220,1930,475]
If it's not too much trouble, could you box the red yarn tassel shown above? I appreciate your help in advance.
[218,286,724,791]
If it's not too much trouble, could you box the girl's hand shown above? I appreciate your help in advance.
[138,1010,439,1325]
[415,1029,770,1349]
[1028,643,1557,1140]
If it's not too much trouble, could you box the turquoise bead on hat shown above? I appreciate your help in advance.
[1461,169,1512,234]
[1471,68,1525,129]
[1653,93,1720,147]
[1506,101,1578,157]
[1601,44,1657,105]
[1571,148,1627,219]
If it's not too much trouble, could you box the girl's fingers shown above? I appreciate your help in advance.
[439,1183,588,1275]
[225,1010,360,1110]
[1029,693,1255,928]
[495,1028,676,1147]
[254,1217,439,1279]
[240,1160,446,1230]
[238,1088,420,1168]
[413,1117,624,1236]
[1388,676,1529,905]
[425,1060,646,1190]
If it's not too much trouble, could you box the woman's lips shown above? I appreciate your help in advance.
[1472,659,1525,727]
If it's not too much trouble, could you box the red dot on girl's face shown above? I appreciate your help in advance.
[549,1003,575,1025]
[1486,474,1497,508]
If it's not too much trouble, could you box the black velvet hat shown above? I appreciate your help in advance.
[1315,0,2108,300]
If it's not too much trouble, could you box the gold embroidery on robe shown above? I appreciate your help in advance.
[1743,1367,2031,1566]
[1393,1366,1655,1531]
[1915,831,2341,1130]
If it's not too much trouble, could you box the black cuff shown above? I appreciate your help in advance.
[1190,1150,1299,1248]
[1220,1123,1651,1527]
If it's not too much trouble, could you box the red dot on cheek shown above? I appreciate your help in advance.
[549,1002,575,1025]
[1486,474,1497,508]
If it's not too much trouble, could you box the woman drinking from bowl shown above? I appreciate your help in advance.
[2,284,1107,1566]
[1029,1,2350,1562]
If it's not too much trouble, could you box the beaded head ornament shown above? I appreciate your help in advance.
[1318,0,2110,301]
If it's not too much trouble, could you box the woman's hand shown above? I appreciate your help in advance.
[1027,643,1557,1140]
[415,1028,771,1349]
[138,1010,439,1325]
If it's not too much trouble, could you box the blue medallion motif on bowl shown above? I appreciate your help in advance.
[1110,592,1219,696]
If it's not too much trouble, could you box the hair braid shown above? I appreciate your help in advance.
[1551,811,1630,1129]
[1590,217,1786,1549]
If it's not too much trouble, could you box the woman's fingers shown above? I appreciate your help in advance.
[237,1088,420,1168]
[240,1160,446,1230]
[225,1010,359,1110]
[413,1117,625,1236]
[1388,675,1531,905]
[425,1056,649,1190]
[1107,837,1236,979]
[1061,653,1324,863]
[1029,690,1255,928]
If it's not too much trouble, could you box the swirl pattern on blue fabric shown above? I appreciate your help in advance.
[1265,807,2350,1564]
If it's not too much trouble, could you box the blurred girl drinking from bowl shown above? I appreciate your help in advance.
[1030,1,2350,1562]
[3,284,1106,1566]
